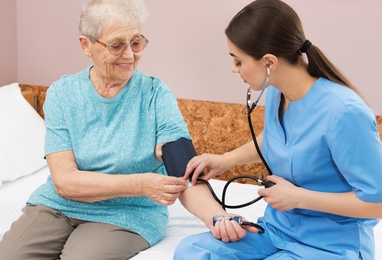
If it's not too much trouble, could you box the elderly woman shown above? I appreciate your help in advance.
[0,0,237,259]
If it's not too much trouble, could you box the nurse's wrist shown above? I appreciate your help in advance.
[293,186,310,210]
[222,151,238,168]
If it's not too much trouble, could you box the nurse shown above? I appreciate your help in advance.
[174,0,382,259]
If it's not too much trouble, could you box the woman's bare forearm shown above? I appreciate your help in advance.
[297,188,382,218]
[223,134,263,167]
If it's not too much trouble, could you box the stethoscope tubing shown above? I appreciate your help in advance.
[198,66,274,211]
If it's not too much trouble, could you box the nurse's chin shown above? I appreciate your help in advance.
[249,85,264,92]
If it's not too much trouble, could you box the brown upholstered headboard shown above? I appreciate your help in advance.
[20,84,48,118]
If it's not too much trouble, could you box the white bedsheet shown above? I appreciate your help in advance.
[0,167,381,259]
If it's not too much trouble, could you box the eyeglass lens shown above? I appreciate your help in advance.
[108,37,148,55]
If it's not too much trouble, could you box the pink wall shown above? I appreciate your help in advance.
[16,0,91,85]
[13,0,382,114]
[0,0,17,86]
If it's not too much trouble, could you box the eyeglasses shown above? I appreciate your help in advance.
[95,35,149,56]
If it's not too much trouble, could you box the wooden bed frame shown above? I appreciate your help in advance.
[19,84,382,183]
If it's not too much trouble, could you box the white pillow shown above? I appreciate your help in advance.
[0,83,47,185]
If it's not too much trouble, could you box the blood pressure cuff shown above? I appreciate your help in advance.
[162,137,204,179]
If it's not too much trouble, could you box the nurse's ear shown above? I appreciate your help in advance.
[79,36,93,58]
[262,54,277,70]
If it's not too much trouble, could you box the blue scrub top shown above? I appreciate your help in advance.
[261,78,382,259]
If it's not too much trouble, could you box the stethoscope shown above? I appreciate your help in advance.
[197,65,274,233]
[246,64,274,178]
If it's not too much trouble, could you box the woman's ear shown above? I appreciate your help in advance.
[79,36,92,57]
[262,54,277,69]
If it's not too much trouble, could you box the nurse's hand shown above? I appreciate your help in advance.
[258,175,301,211]
[211,217,260,243]
[184,153,232,185]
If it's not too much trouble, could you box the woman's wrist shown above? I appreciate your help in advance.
[138,173,150,197]
[222,151,238,168]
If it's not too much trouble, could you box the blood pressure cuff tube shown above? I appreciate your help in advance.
[162,137,204,179]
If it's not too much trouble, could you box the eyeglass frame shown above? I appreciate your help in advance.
[95,35,149,56]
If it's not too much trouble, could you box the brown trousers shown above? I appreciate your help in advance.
[0,204,149,260]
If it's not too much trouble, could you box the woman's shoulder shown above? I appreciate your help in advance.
[316,77,363,105]
[134,70,173,96]
[135,70,166,87]
[316,78,376,126]
[48,67,90,94]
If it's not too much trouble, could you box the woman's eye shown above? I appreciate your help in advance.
[235,61,241,67]
[131,37,141,45]
[110,42,126,50]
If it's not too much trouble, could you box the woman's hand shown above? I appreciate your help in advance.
[184,140,263,185]
[184,153,232,185]
[141,173,188,206]
[210,216,260,243]
[257,175,301,211]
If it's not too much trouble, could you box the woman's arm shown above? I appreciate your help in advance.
[259,175,382,218]
[300,189,382,218]
[185,133,264,184]
[224,133,264,166]
[47,150,188,204]
[178,183,260,242]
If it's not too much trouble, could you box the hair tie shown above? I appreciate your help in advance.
[300,40,312,53]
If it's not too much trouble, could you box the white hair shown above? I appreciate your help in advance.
[79,0,149,41]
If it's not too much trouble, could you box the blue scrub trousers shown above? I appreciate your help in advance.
[173,230,360,260]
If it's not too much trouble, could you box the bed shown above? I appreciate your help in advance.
[0,82,381,259]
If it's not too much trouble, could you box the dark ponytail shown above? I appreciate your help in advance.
[305,44,361,96]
